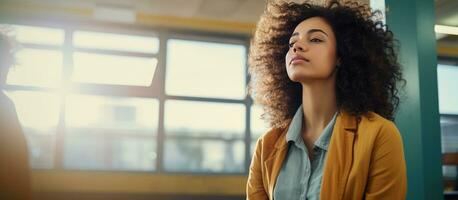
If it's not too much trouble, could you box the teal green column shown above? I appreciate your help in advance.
[385,0,444,199]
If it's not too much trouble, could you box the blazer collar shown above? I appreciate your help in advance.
[339,110,358,131]
[274,109,358,149]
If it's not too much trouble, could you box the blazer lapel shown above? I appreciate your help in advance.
[320,111,357,200]
[263,129,288,200]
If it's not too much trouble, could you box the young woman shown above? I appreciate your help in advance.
[246,1,407,199]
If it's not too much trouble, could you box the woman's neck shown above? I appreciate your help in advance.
[300,80,337,140]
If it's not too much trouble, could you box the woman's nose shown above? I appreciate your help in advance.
[293,42,306,52]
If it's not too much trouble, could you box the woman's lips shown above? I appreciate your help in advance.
[290,56,309,65]
[291,58,308,65]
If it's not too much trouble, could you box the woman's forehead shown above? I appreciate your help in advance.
[293,17,333,35]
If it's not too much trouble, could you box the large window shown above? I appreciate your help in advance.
[1,23,267,173]
[438,63,458,191]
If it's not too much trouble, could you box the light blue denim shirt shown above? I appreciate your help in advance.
[273,105,337,200]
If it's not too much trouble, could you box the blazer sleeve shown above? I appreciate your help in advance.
[365,121,407,200]
[246,137,269,200]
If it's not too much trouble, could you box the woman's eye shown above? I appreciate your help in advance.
[310,38,323,43]
[288,42,295,48]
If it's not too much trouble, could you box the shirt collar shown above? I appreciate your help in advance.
[285,105,304,144]
[314,112,337,150]
[285,105,337,151]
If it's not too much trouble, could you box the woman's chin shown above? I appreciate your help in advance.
[288,73,311,82]
[288,71,334,83]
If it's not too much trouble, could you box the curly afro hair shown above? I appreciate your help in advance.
[248,0,405,129]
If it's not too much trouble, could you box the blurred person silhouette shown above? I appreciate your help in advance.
[0,30,32,200]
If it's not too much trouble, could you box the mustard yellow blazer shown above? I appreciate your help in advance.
[246,110,407,200]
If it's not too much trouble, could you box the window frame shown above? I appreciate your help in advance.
[0,19,256,175]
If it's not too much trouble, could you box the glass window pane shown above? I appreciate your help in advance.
[72,52,157,86]
[164,100,245,173]
[64,94,159,171]
[64,134,156,171]
[73,31,159,53]
[437,64,458,114]
[7,49,62,88]
[164,100,245,137]
[250,105,270,139]
[441,115,458,190]
[164,139,245,173]
[443,165,457,190]
[250,105,270,155]
[166,39,246,99]
[441,116,458,153]
[5,91,61,169]
[9,25,64,45]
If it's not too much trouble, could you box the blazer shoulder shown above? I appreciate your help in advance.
[360,112,402,140]
[362,112,395,127]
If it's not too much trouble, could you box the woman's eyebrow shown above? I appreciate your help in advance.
[291,32,300,37]
[291,28,329,38]
[308,29,328,36]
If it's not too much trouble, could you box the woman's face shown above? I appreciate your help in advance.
[285,17,338,83]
